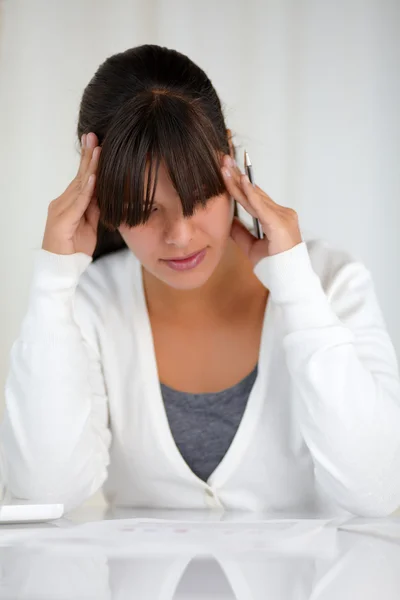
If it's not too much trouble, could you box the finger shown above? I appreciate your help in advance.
[221,155,259,212]
[77,133,88,179]
[224,155,246,185]
[81,144,101,188]
[222,166,258,217]
[65,145,101,212]
[223,157,273,208]
[222,155,286,228]
[66,173,97,223]
[77,132,99,179]
[241,175,282,226]
[251,183,282,208]
[51,135,100,216]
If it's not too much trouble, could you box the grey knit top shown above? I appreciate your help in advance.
[160,363,258,482]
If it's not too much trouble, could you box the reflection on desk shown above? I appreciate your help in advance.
[0,508,400,599]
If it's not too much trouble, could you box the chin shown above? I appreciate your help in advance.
[156,265,214,290]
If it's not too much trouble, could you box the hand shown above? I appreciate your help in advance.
[41,132,101,256]
[221,155,303,267]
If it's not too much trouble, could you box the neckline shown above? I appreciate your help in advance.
[160,361,258,396]
[135,256,275,490]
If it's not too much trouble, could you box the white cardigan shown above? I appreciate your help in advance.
[2,236,400,517]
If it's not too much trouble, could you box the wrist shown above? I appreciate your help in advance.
[41,237,75,256]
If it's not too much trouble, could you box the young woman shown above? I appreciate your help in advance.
[2,45,400,517]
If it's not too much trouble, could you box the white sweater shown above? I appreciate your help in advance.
[2,237,400,517]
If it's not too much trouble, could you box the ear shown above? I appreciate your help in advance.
[226,129,235,159]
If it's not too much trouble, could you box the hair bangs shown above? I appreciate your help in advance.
[96,92,229,231]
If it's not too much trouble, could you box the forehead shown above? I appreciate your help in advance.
[144,150,225,192]
[144,158,176,200]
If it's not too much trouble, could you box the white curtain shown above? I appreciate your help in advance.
[1,0,399,408]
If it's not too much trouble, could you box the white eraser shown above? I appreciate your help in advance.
[0,503,64,523]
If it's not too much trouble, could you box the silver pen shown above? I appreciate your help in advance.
[244,150,264,239]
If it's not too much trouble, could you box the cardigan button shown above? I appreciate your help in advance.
[205,487,221,507]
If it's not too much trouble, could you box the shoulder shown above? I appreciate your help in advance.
[74,247,139,331]
[77,247,136,295]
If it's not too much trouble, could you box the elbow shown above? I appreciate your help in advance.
[347,494,400,518]
[343,455,400,517]
[315,463,400,518]
[332,481,400,518]
[6,462,107,514]
[1,420,110,514]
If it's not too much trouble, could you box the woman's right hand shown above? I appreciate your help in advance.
[41,132,102,257]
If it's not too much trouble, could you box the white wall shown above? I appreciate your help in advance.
[0,0,399,507]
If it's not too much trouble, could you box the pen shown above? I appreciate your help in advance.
[244,150,264,239]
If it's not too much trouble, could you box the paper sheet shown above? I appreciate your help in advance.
[338,516,400,544]
[0,517,339,558]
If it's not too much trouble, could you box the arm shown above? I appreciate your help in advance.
[254,241,400,517]
[0,249,111,513]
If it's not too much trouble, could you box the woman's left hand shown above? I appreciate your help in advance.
[222,155,303,267]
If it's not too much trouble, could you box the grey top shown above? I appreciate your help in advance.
[160,363,258,482]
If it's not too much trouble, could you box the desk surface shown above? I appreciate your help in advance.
[1,506,400,599]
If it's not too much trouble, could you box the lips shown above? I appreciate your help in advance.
[163,249,205,261]
[162,248,207,271]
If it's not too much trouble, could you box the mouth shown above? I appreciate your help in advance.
[161,247,208,272]
[162,248,206,261]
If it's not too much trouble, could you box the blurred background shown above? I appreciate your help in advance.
[0,0,399,506]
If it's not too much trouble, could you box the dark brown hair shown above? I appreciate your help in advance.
[76,44,239,262]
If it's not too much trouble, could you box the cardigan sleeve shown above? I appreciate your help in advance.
[0,250,111,513]
[254,241,400,517]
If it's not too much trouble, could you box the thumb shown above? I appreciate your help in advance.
[230,216,255,257]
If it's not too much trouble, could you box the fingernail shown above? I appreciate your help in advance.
[227,156,235,168]
[86,133,91,147]
[243,174,250,184]
[222,167,231,178]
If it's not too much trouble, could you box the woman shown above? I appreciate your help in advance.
[2,44,400,517]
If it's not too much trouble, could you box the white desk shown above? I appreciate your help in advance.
[1,506,400,599]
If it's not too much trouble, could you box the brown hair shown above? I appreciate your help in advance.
[77,44,238,262]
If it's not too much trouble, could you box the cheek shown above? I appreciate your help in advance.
[118,225,158,260]
[200,196,233,236]
[118,195,233,252]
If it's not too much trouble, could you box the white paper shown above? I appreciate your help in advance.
[0,517,339,558]
[338,516,400,543]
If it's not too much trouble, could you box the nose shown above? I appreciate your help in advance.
[164,214,195,248]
